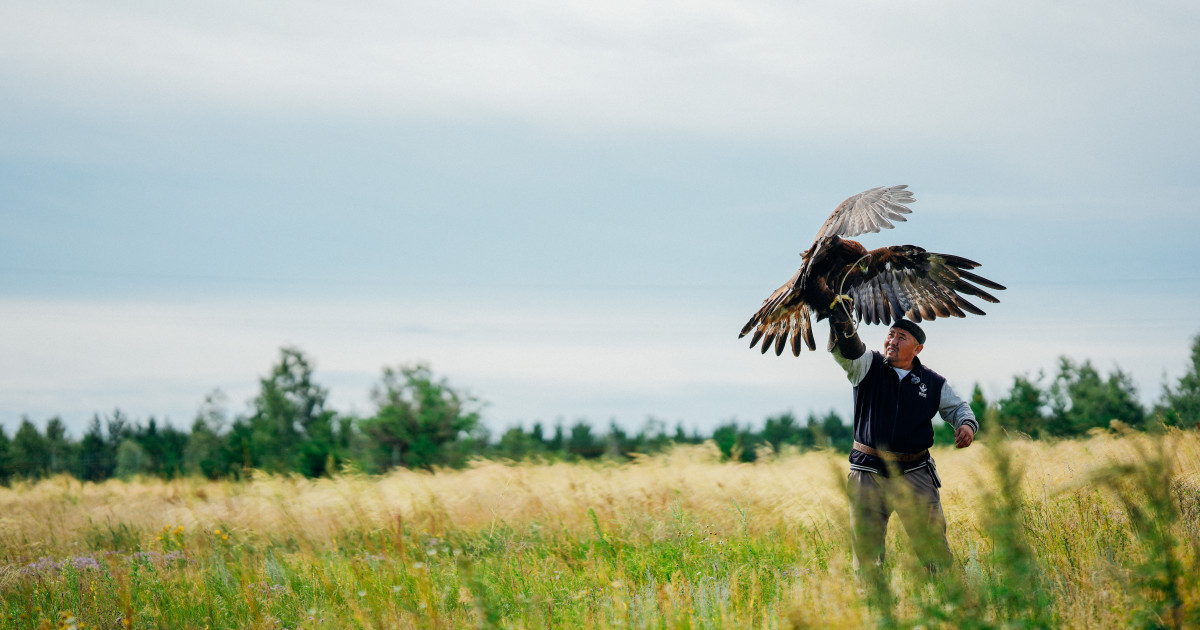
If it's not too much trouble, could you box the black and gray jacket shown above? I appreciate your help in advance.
[833,346,979,475]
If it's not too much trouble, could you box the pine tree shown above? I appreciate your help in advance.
[1157,331,1200,428]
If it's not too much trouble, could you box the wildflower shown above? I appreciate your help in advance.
[20,557,60,575]
[69,556,102,571]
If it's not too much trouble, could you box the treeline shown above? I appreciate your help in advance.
[2,331,1199,483]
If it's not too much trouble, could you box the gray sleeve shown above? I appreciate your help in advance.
[832,347,872,386]
[938,382,979,433]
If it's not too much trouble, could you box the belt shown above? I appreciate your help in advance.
[853,441,929,463]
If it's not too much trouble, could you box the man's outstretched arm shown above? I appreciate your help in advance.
[828,300,871,386]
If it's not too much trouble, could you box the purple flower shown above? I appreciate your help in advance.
[19,555,103,576]
[69,556,102,571]
[129,550,191,566]
[132,551,159,563]
[20,556,61,575]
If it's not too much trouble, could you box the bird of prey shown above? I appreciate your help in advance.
[739,185,1005,356]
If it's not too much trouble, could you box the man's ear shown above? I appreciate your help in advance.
[913,344,924,356]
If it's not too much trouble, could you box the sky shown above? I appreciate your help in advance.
[3,0,1199,438]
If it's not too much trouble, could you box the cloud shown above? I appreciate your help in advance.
[2,0,1199,440]
[3,0,1196,150]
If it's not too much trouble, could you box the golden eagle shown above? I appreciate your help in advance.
[739,185,1005,356]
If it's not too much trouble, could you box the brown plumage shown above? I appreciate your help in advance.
[739,185,1005,356]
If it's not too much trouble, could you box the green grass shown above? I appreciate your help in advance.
[2,430,1199,628]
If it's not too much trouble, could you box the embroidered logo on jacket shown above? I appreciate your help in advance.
[918,383,928,398]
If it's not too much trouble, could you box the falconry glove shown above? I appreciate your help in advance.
[827,297,866,359]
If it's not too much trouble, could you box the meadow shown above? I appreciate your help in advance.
[1,428,1198,629]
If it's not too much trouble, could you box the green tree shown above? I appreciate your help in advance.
[185,390,232,478]
[566,421,604,459]
[1049,358,1145,435]
[996,373,1048,436]
[9,418,49,479]
[105,410,134,461]
[248,347,338,476]
[359,363,482,471]
[496,425,542,460]
[633,417,672,453]
[604,420,631,459]
[1103,368,1147,428]
[547,423,566,453]
[1157,331,1200,428]
[76,416,115,481]
[114,438,150,479]
[969,383,988,421]
[672,422,701,445]
[712,421,759,462]
[44,417,73,475]
[225,418,257,475]
[762,411,806,453]
[132,417,189,477]
[808,410,852,450]
[0,425,10,484]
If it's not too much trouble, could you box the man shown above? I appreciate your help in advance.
[827,303,978,572]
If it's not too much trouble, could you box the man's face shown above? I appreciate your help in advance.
[884,326,923,368]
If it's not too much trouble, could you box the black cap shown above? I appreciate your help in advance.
[890,318,926,344]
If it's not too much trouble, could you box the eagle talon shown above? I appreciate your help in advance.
[829,294,854,310]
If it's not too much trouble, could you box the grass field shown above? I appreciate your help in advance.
[2,428,1198,629]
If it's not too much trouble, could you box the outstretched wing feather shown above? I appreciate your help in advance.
[813,185,915,241]
[957,269,1007,292]
[739,269,817,355]
[845,246,1004,325]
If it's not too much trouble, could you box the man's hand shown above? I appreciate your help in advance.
[954,424,975,449]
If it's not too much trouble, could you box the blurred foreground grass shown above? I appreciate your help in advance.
[1,429,1198,629]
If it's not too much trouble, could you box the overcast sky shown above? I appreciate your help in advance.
[3,0,1199,438]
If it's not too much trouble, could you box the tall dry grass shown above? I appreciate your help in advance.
[2,429,1198,628]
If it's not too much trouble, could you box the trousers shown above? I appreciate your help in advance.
[847,466,952,572]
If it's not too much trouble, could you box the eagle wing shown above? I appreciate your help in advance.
[812,185,915,242]
[737,267,818,357]
[844,245,1006,325]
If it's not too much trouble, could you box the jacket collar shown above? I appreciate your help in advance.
[884,354,924,375]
